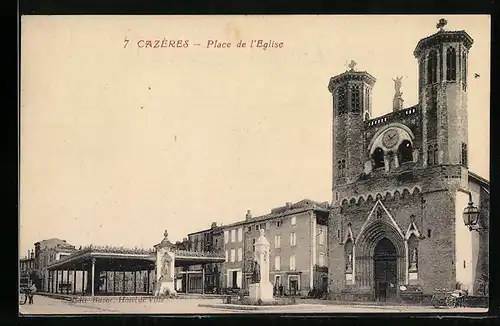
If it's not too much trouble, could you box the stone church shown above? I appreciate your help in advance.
[327,21,489,302]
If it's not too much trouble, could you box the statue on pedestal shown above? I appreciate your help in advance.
[251,261,261,283]
[393,76,404,111]
[409,247,418,271]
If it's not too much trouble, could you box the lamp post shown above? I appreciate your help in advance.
[462,191,487,232]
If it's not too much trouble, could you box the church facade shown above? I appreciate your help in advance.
[327,22,489,302]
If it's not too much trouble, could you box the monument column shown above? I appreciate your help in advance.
[153,230,177,296]
[249,229,274,302]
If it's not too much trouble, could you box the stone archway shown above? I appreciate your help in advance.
[354,220,407,301]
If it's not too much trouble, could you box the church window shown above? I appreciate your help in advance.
[372,147,384,169]
[427,50,438,84]
[462,51,468,91]
[366,89,371,111]
[427,229,432,238]
[427,144,438,166]
[351,84,361,112]
[446,47,457,81]
[338,86,347,114]
[461,142,468,167]
[419,57,425,93]
[398,140,413,164]
[338,159,346,178]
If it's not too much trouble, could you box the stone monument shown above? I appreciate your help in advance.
[154,230,177,296]
[248,229,274,302]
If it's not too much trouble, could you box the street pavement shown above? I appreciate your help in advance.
[19,295,488,315]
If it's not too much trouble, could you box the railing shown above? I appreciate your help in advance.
[175,250,225,258]
[366,107,419,127]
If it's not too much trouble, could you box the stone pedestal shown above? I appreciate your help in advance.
[249,282,274,302]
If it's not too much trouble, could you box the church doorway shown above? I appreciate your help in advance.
[373,238,398,302]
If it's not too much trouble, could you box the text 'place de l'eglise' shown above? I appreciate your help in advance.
[20,20,489,304]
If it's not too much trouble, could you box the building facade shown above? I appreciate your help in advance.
[220,199,329,296]
[327,23,489,302]
[34,238,77,291]
[20,250,36,282]
[177,222,224,293]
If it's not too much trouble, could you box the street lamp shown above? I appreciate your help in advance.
[462,191,484,232]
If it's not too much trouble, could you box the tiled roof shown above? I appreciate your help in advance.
[220,199,330,229]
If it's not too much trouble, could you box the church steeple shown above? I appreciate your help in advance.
[414,18,473,169]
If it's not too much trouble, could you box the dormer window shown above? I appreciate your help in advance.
[398,140,413,164]
[372,147,384,169]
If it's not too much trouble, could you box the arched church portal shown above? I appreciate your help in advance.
[355,221,406,302]
[373,238,398,302]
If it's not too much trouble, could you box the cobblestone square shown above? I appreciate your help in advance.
[19,296,488,315]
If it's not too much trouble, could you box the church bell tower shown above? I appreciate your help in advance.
[414,18,473,169]
[328,61,376,192]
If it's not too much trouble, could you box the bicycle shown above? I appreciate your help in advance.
[19,288,28,305]
[430,288,457,308]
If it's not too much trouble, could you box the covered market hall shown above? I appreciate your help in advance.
[46,244,225,296]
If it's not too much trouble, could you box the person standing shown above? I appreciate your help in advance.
[28,283,37,305]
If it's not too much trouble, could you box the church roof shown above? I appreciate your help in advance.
[413,30,473,57]
[328,70,376,92]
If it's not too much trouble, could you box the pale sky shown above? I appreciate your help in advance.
[20,15,490,256]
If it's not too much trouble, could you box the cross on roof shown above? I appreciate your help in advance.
[436,18,447,31]
[348,60,357,71]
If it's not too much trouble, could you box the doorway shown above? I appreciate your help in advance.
[373,238,398,302]
[232,271,238,288]
[289,276,299,295]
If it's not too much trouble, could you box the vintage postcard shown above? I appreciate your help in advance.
[19,15,490,315]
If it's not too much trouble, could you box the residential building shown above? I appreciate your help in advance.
[221,199,329,296]
[34,238,77,291]
[20,250,36,282]
[175,222,224,293]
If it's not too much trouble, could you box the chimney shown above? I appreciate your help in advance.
[286,202,292,209]
[246,210,252,220]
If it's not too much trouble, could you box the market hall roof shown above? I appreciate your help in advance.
[46,245,225,270]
